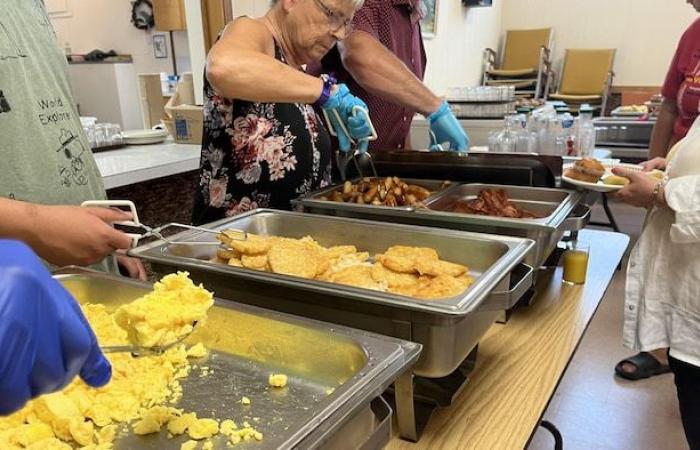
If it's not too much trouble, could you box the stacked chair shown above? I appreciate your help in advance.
[482,28,554,99]
[547,49,616,114]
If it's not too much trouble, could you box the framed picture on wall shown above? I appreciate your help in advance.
[153,34,168,59]
[421,0,439,39]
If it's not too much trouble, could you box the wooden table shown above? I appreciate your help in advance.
[387,229,630,450]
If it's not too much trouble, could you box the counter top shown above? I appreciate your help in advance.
[93,139,200,190]
[387,229,629,450]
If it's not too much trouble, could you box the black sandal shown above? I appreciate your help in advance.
[615,352,671,380]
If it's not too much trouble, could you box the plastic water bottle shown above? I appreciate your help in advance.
[576,104,596,157]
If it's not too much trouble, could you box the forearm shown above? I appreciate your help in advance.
[207,50,323,104]
[648,99,677,159]
[339,32,441,116]
[0,198,40,248]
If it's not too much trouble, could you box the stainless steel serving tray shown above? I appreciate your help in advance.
[294,178,452,215]
[130,209,533,319]
[297,183,589,268]
[54,268,421,450]
[130,210,534,380]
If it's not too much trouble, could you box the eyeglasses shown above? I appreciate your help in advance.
[312,0,353,35]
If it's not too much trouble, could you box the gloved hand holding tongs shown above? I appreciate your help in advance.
[320,84,379,181]
[427,100,470,153]
[321,83,376,153]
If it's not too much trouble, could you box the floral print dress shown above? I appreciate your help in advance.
[192,43,332,225]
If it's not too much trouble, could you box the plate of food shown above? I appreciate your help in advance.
[562,158,664,192]
[611,105,648,117]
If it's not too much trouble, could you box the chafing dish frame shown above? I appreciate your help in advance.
[53,267,420,450]
[297,183,589,268]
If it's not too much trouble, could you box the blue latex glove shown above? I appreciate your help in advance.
[348,113,371,154]
[322,84,373,153]
[0,240,111,415]
[427,101,469,152]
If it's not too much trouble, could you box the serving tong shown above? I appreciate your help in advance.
[101,326,196,357]
[323,106,385,196]
[81,200,247,248]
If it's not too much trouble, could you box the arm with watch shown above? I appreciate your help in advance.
[205,18,372,152]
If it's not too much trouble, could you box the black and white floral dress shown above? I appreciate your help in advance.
[192,42,332,225]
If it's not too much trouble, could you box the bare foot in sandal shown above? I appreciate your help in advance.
[615,348,671,380]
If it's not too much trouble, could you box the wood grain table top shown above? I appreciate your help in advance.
[387,229,630,450]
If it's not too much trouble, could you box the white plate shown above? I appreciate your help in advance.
[122,129,169,145]
[562,162,642,193]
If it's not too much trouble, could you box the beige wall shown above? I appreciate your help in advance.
[423,2,502,95]
[501,0,697,87]
[49,0,191,76]
[231,0,268,18]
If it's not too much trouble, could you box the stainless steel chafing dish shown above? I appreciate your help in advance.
[296,183,589,268]
[305,177,451,214]
[53,267,421,450]
[130,210,534,440]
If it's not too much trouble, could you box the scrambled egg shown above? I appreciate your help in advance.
[0,272,263,449]
[186,343,208,359]
[268,374,288,388]
[114,272,214,348]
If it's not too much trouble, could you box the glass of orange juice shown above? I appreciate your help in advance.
[562,241,590,285]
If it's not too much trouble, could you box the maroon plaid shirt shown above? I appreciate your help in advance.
[309,0,427,152]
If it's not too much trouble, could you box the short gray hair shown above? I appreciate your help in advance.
[270,0,365,8]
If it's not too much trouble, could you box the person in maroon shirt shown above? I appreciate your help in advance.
[308,0,468,152]
[645,2,700,167]
[614,0,700,383]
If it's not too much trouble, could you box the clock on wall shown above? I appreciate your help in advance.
[131,0,155,30]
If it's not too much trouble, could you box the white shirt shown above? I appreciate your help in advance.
[623,118,700,367]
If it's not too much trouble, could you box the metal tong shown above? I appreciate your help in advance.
[81,200,247,248]
[101,326,195,357]
[323,106,381,184]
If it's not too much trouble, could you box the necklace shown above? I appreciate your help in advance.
[262,16,300,69]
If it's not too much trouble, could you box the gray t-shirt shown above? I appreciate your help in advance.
[0,0,114,272]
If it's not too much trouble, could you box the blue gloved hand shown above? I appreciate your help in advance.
[348,112,371,154]
[0,240,112,415]
[427,101,469,152]
[322,84,373,153]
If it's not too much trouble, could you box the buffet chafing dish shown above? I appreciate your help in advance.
[54,267,421,450]
[296,183,589,269]
[130,210,534,441]
[351,150,562,187]
[594,117,653,161]
[303,177,450,214]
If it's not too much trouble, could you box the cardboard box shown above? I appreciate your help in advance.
[138,73,166,129]
[170,104,203,145]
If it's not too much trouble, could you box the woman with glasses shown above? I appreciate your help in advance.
[192,0,370,225]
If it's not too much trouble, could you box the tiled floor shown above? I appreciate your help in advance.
[527,197,689,450]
